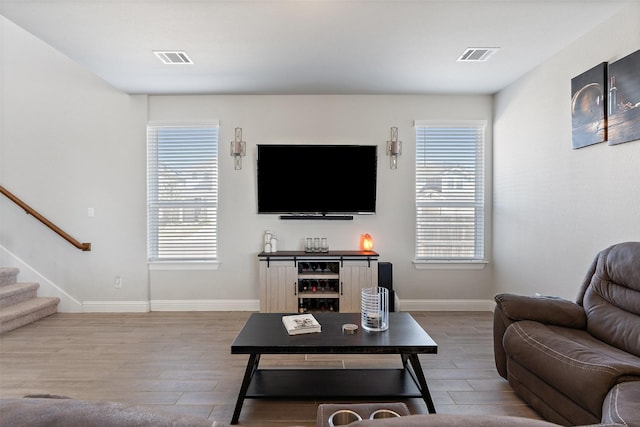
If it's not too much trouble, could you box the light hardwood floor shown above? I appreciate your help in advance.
[0,311,541,426]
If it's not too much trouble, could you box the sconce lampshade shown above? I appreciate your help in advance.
[360,233,374,251]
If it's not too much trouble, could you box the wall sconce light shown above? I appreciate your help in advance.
[386,127,402,169]
[360,233,374,251]
[230,127,246,170]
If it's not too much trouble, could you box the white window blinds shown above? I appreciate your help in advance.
[415,121,486,261]
[147,124,218,262]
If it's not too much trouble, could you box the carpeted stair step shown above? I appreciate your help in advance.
[0,297,60,334]
[0,282,40,308]
[0,267,20,287]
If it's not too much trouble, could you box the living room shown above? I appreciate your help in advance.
[1,1,637,313]
[1,1,639,425]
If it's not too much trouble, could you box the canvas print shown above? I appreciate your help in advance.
[608,49,640,145]
[571,63,607,149]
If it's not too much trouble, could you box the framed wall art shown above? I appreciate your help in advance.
[607,49,640,146]
[571,62,607,149]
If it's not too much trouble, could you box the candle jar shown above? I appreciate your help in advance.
[361,287,389,331]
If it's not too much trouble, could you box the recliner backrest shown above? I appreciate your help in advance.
[580,242,640,357]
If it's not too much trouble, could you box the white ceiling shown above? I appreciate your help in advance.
[0,0,632,95]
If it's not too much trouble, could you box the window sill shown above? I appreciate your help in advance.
[148,261,219,271]
[413,260,488,270]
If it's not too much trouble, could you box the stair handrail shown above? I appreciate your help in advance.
[0,185,91,251]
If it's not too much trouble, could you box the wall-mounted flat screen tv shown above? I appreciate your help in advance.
[257,144,377,216]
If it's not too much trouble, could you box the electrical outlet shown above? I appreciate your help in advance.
[114,276,122,288]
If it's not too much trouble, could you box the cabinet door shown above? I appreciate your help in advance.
[339,260,378,312]
[259,260,297,313]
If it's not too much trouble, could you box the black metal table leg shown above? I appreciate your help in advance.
[404,353,436,413]
[231,353,261,424]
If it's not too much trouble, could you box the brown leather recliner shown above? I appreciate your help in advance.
[494,241,640,427]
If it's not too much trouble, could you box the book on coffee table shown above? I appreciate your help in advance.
[282,313,322,335]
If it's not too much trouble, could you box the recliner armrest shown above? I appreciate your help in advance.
[601,381,640,427]
[495,293,587,329]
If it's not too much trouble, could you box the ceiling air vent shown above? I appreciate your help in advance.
[153,51,193,65]
[457,47,500,62]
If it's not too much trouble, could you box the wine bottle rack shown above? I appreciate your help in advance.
[297,261,340,313]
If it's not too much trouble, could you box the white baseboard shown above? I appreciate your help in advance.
[150,299,260,311]
[398,299,495,311]
[82,301,151,313]
[79,299,493,313]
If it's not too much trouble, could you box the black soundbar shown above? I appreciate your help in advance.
[279,215,354,220]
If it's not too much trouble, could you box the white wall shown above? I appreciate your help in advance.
[148,95,495,308]
[0,17,149,310]
[493,2,640,300]
[1,16,495,311]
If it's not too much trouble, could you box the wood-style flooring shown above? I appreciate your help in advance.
[0,311,542,426]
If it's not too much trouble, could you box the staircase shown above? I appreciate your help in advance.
[0,267,60,334]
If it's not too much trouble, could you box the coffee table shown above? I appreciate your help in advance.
[230,312,438,424]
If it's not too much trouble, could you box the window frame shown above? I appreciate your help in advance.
[146,121,219,267]
[413,120,488,268]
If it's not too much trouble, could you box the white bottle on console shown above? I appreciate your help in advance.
[263,230,272,253]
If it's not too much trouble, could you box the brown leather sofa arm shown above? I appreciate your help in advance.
[494,293,587,329]
[601,382,640,427]
[493,293,588,379]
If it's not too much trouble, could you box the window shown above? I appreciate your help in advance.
[147,123,218,262]
[414,120,486,262]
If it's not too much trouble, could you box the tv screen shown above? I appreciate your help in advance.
[257,144,377,215]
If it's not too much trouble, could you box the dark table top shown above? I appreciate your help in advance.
[257,250,379,258]
[231,312,437,355]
